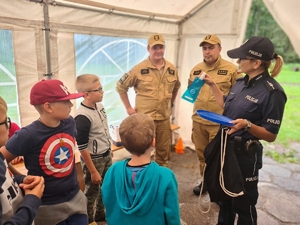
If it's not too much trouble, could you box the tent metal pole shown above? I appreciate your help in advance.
[175,23,182,71]
[43,3,52,79]
[29,0,53,79]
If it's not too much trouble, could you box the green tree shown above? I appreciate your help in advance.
[245,0,300,63]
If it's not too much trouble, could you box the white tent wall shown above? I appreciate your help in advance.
[263,0,300,57]
[0,0,252,135]
[0,1,46,125]
[6,0,291,149]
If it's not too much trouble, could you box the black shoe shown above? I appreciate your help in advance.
[193,182,207,196]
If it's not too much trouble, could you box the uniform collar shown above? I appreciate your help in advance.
[146,57,165,69]
[203,56,221,71]
[244,70,269,87]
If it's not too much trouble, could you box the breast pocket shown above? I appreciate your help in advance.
[137,75,155,93]
[237,101,261,121]
[165,75,177,98]
[216,76,232,94]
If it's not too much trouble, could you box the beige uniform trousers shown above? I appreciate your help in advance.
[154,119,171,167]
[192,121,220,177]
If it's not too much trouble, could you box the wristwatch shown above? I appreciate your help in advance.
[243,119,251,131]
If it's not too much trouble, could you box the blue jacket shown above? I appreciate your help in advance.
[102,159,180,225]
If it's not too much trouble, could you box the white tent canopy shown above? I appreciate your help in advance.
[0,0,298,147]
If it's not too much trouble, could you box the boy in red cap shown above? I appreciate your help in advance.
[0,79,88,225]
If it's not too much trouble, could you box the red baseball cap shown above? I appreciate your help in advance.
[30,79,83,105]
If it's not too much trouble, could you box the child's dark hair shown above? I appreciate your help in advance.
[119,113,155,156]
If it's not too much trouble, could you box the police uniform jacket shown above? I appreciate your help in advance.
[189,56,240,125]
[223,71,287,141]
[116,58,181,120]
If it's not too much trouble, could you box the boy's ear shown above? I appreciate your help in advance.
[43,102,53,113]
[151,138,155,147]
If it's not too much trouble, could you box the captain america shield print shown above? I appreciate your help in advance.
[39,133,75,178]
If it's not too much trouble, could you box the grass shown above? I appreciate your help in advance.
[274,63,300,145]
[264,63,300,163]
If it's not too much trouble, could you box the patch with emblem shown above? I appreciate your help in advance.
[154,35,160,41]
[193,70,201,75]
[217,70,228,75]
[119,74,129,84]
[168,68,175,75]
[141,69,149,75]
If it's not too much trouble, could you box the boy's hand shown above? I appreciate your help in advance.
[21,176,45,199]
[20,175,43,189]
[91,171,102,184]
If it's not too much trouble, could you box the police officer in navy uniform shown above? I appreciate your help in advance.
[203,36,287,225]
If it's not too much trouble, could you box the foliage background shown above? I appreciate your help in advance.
[245,0,300,63]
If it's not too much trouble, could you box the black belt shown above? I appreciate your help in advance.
[90,149,111,159]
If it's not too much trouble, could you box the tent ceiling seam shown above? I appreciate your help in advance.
[61,0,183,20]
[55,1,179,24]
[178,0,213,24]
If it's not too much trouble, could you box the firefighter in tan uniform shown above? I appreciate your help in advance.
[116,34,181,167]
[189,34,241,195]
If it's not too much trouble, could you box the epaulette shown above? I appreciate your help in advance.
[263,78,281,92]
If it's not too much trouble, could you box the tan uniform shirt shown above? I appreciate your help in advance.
[116,58,181,120]
[189,56,241,124]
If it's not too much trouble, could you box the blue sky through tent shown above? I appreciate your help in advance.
[0,29,19,124]
[74,34,148,126]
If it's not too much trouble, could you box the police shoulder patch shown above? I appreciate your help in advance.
[119,74,129,84]
[193,70,201,75]
[141,69,149,75]
[217,70,228,75]
[168,68,175,75]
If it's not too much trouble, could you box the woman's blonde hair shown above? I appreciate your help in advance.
[261,54,284,78]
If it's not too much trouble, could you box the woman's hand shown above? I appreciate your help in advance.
[201,72,215,86]
[227,119,248,135]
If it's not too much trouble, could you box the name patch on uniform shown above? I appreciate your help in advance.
[168,68,175,75]
[267,118,280,125]
[193,70,201,75]
[245,176,258,182]
[217,70,228,75]
[245,95,258,103]
[141,69,149,75]
[119,74,128,84]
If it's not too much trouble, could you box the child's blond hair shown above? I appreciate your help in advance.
[76,74,100,93]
